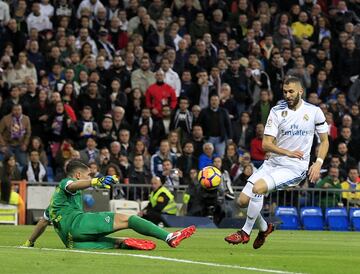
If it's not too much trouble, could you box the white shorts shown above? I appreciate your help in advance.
[242,161,307,197]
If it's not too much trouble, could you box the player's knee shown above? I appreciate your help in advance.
[237,193,250,207]
[252,184,267,195]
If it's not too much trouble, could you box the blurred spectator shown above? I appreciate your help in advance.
[232,111,254,151]
[341,167,360,207]
[0,154,21,181]
[177,141,198,185]
[145,70,177,118]
[170,96,193,142]
[7,52,37,87]
[0,104,31,167]
[198,142,217,170]
[161,159,183,192]
[21,150,48,182]
[316,166,342,208]
[234,163,254,187]
[219,83,238,122]
[28,136,48,167]
[80,137,99,164]
[199,94,232,157]
[131,57,156,94]
[112,106,131,136]
[150,139,176,177]
[97,114,117,149]
[291,11,314,44]
[251,89,274,126]
[89,162,102,178]
[222,142,238,173]
[139,176,176,225]
[161,57,181,97]
[128,154,151,200]
[0,177,25,221]
[119,129,133,156]
[191,69,216,109]
[250,123,266,167]
[75,106,99,149]
[144,18,175,63]
[27,2,53,34]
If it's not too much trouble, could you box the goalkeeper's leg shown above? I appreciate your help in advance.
[114,214,196,248]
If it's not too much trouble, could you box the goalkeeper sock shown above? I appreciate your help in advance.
[128,215,169,241]
[242,195,264,235]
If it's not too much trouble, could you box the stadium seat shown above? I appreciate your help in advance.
[275,207,300,230]
[109,200,140,215]
[325,208,349,231]
[300,207,324,230]
[349,208,360,231]
[0,204,18,225]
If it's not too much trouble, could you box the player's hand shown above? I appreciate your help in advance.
[308,161,322,183]
[91,175,119,189]
[22,240,34,247]
[286,150,304,159]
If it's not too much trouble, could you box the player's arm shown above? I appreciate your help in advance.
[22,217,50,247]
[308,132,329,183]
[66,176,119,192]
[262,135,304,159]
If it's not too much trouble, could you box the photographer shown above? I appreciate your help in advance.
[160,159,183,193]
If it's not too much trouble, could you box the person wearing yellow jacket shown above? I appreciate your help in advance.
[0,176,25,224]
[139,176,177,225]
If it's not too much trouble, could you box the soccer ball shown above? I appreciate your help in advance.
[198,166,222,190]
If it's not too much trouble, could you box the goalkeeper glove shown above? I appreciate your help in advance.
[91,175,119,189]
[22,240,34,247]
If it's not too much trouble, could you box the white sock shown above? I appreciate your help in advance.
[165,233,174,242]
[242,196,264,235]
[255,214,268,232]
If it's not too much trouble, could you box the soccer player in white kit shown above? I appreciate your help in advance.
[225,77,329,249]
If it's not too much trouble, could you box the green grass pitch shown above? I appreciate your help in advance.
[0,226,360,274]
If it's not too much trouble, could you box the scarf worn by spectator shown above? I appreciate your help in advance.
[11,115,26,139]
[26,161,46,182]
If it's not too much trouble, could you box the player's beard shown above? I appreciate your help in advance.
[287,93,301,109]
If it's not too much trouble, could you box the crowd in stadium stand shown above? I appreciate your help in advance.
[0,0,360,212]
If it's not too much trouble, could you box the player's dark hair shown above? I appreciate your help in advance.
[66,160,89,176]
[283,76,303,88]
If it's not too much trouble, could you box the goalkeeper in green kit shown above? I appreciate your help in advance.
[23,160,195,250]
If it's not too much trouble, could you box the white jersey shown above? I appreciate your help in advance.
[264,100,328,171]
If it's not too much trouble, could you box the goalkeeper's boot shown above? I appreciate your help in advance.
[253,223,274,249]
[21,240,35,248]
[224,230,250,245]
[122,238,156,250]
[167,225,196,248]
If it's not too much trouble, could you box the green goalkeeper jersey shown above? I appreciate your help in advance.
[47,178,84,245]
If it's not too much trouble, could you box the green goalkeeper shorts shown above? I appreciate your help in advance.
[67,212,115,244]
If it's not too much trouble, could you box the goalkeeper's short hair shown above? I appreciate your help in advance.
[66,160,89,176]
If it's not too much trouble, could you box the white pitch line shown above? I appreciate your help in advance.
[0,245,305,274]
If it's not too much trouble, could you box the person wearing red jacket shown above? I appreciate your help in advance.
[250,123,266,168]
[145,70,177,118]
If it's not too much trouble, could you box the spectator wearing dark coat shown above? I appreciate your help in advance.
[199,94,232,157]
